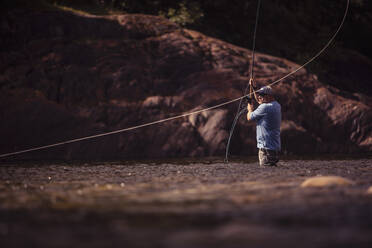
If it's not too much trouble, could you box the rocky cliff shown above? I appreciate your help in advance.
[0,10,371,160]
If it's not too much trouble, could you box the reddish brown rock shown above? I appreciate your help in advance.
[0,10,371,160]
[301,176,354,187]
[367,186,372,194]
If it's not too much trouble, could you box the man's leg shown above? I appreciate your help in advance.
[259,149,279,166]
[258,149,268,166]
[267,149,279,165]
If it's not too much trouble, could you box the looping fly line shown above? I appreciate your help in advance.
[225,0,262,163]
[0,0,350,159]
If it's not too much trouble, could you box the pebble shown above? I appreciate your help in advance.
[301,176,354,188]
[120,183,125,187]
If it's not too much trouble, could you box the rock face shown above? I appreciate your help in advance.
[0,10,371,160]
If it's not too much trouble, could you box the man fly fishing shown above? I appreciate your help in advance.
[247,79,281,166]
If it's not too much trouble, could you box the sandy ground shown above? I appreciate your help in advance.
[0,158,372,248]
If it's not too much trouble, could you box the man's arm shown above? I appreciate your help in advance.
[247,103,266,121]
[247,103,254,121]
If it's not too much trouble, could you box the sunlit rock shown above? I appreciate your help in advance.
[367,186,372,194]
[301,176,354,187]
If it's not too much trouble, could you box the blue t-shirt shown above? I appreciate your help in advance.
[249,101,281,151]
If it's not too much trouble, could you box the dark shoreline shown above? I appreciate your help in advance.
[1,152,371,166]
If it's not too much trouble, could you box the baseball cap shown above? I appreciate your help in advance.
[256,86,273,95]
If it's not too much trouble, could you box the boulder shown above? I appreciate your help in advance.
[367,186,372,195]
[301,176,354,188]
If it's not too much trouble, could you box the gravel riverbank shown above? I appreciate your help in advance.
[1,159,372,247]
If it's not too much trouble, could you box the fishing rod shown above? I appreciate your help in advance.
[224,0,350,163]
[225,0,261,163]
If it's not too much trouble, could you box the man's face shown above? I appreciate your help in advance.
[257,94,265,104]
[257,94,271,104]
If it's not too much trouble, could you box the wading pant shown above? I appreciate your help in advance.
[258,148,279,166]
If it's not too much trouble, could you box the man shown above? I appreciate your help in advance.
[247,85,281,166]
